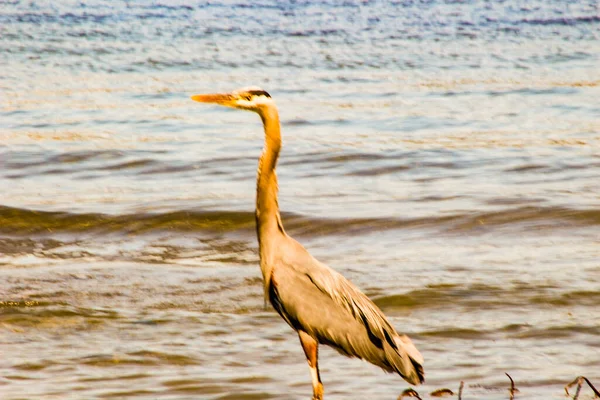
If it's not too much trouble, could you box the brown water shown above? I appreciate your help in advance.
[1,0,600,399]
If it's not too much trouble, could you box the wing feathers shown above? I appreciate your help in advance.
[272,238,424,385]
[303,259,425,384]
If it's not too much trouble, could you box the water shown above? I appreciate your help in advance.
[1,0,600,398]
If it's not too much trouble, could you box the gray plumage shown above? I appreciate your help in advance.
[269,234,424,380]
[191,87,424,399]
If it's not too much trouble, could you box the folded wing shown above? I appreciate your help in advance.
[271,242,424,385]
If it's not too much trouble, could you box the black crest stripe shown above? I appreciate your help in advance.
[248,90,271,98]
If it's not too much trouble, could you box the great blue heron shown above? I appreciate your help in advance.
[191,87,424,399]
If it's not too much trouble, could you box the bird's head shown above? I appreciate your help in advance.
[191,87,273,113]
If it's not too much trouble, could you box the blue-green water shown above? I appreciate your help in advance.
[1,1,600,399]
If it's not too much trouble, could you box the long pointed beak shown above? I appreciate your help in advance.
[190,93,233,105]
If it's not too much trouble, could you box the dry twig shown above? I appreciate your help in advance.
[565,376,600,399]
[506,373,519,399]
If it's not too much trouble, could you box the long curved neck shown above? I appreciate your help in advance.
[256,105,285,246]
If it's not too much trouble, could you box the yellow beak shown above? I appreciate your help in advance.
[190,93,233,105]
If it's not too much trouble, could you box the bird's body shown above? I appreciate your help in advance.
[191,87,424,399]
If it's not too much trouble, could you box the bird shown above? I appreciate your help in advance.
[191,87,424,399]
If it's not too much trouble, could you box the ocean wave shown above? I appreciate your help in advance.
[374,284,600,311]
[1,204,599,238]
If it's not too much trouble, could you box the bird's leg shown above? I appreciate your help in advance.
[298,330,324,400]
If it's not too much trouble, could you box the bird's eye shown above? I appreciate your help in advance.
[242,95,252,101]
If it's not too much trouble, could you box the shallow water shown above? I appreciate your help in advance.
[1,0,600,399]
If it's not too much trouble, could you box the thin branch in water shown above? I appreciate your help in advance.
[458,381,464,400]
[506,373,519,399]
[581,377,600,398]
[565,376,600,399]
[574,378,583,400]
[566,377,584,400]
